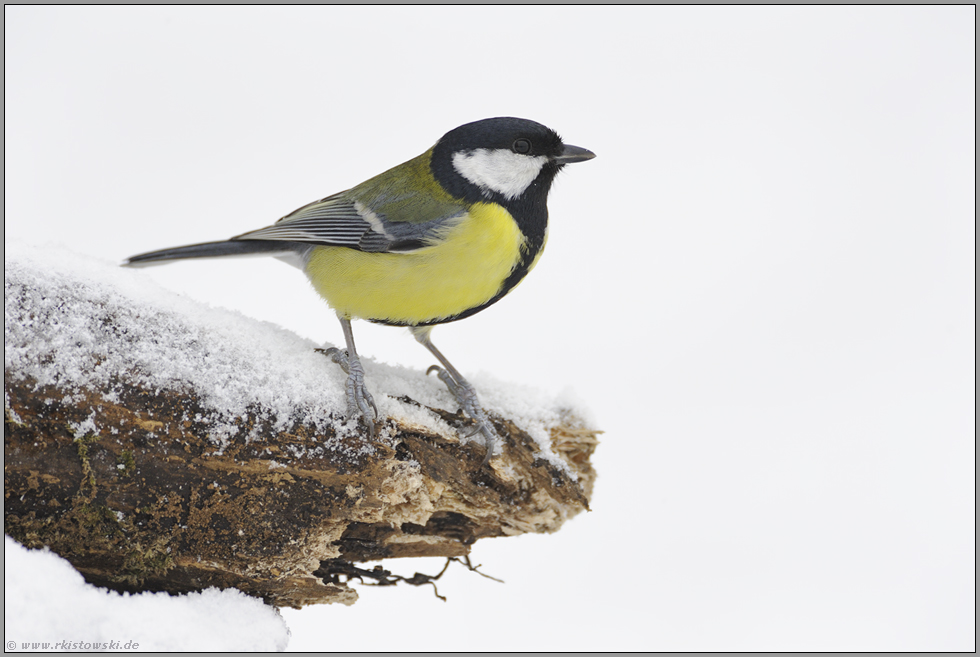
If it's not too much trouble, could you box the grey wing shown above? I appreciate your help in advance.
[233,192,456,253]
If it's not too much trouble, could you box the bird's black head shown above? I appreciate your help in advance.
[418,117,594,326]
[430,117,594,206]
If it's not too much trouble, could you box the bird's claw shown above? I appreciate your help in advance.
[317,347,348,372]
[427,366,498,466]
[318,347,378,436]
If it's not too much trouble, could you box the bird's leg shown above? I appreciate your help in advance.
[318,315,378,437]
[411,326,498,466]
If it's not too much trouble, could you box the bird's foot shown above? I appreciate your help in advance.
[427,365,498,466]
[318,347,379,437]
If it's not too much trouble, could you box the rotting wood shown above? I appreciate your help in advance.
[4,373,598,608]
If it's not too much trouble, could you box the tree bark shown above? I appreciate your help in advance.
[4,371,597,608]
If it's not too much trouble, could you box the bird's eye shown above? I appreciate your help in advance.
[512,138,532,154]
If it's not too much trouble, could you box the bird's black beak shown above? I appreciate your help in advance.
[553,144,596,164]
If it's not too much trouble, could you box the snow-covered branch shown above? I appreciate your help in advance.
[4,245,598,608]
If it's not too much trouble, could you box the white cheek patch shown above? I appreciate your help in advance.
[452,149,548,200]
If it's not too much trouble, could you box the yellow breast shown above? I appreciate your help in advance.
[304,202,526,325]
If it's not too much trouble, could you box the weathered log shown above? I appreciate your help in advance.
[4,246,599,608]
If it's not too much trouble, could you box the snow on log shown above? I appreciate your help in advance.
[4,244,599,608]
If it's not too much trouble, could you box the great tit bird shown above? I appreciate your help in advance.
[125,117,595,465]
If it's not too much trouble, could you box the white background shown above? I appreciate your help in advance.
[5,6,974,651]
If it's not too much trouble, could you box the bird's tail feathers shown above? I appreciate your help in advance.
[124,240,306,268]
